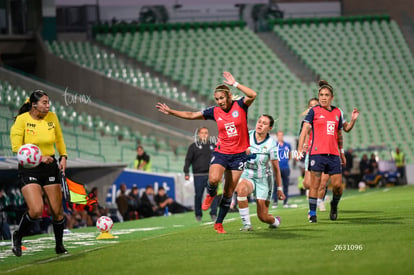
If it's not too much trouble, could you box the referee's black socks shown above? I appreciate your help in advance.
[16,212,36,238]
[53,218,66,246]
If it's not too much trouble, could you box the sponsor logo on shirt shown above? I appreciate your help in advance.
[224,122,238,137]
[48,122,55,130]
[327,121,335,135]
[26,129,36,135]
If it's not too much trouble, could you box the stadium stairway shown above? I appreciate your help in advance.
[257,32,316,83]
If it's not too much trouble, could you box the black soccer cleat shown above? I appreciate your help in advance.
[56,244,68,255]
[330,201,338,221]
[12,231,22,257]
[309,215,317,223]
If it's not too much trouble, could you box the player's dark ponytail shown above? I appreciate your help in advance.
[15,90,48,119]
[318,80,333,96]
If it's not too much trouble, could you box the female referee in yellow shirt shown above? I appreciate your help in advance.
[10,90,68,257]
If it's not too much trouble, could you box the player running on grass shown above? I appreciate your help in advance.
[301,98,359,212]
[297,80,345,223]
[235,114,285,231]
[315,106,359,210]
[156,71,256,233]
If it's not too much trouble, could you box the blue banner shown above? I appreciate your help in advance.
[106,169,176,203]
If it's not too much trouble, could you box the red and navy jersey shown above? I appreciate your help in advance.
[202,97,250,154]
[304,105,343,156]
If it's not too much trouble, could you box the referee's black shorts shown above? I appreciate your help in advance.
[18,157,60,189]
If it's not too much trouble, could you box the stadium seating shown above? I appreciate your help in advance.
[45,18,414,163]
[94,21,313,133]
[45,40,206,110]
[0,80,188,172]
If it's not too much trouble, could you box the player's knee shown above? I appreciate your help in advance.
[208,176,220,185]
[235,185,248,196]
[28,208,43,219]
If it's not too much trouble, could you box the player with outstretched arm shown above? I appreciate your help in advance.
[156,71,256,233]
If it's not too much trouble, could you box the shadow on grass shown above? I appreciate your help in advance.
[340,210,383,214]
[333,216,403,225]
[217,227,324,241]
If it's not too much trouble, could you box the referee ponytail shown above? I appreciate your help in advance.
[16,90,48,119]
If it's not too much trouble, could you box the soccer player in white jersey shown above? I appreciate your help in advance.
[235,114,285,231]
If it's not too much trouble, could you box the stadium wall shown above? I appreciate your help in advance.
[343,0,414,25]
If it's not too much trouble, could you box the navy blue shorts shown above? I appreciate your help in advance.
[309,154,342,175]
[210,151,247,171]
[18,157,60,189]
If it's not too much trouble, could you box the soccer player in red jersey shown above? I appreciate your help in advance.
[301,99,359,211]
[156,72,256,233]
[297,80,345,223]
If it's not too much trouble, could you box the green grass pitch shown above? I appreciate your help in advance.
[1,185,413,274]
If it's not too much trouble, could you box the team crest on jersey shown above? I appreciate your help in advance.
[232,111,239,118]
[327,121,335,136]
[224,122,238,137]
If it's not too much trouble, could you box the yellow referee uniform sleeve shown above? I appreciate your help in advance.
[52,112,67,158]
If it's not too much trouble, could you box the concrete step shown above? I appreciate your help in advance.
[257,31,317,83]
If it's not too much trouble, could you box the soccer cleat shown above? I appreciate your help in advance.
[269,216,281,228]
[55,244,68,254]
[210,215,217,222]
[240,224,253,231]
[12,231,22,257]
[214,223,226,234]
[330,201,338,220]
[195,216,202,222]
[319,201,326,211]
[202,194,216,211]
[309,215,317,223]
